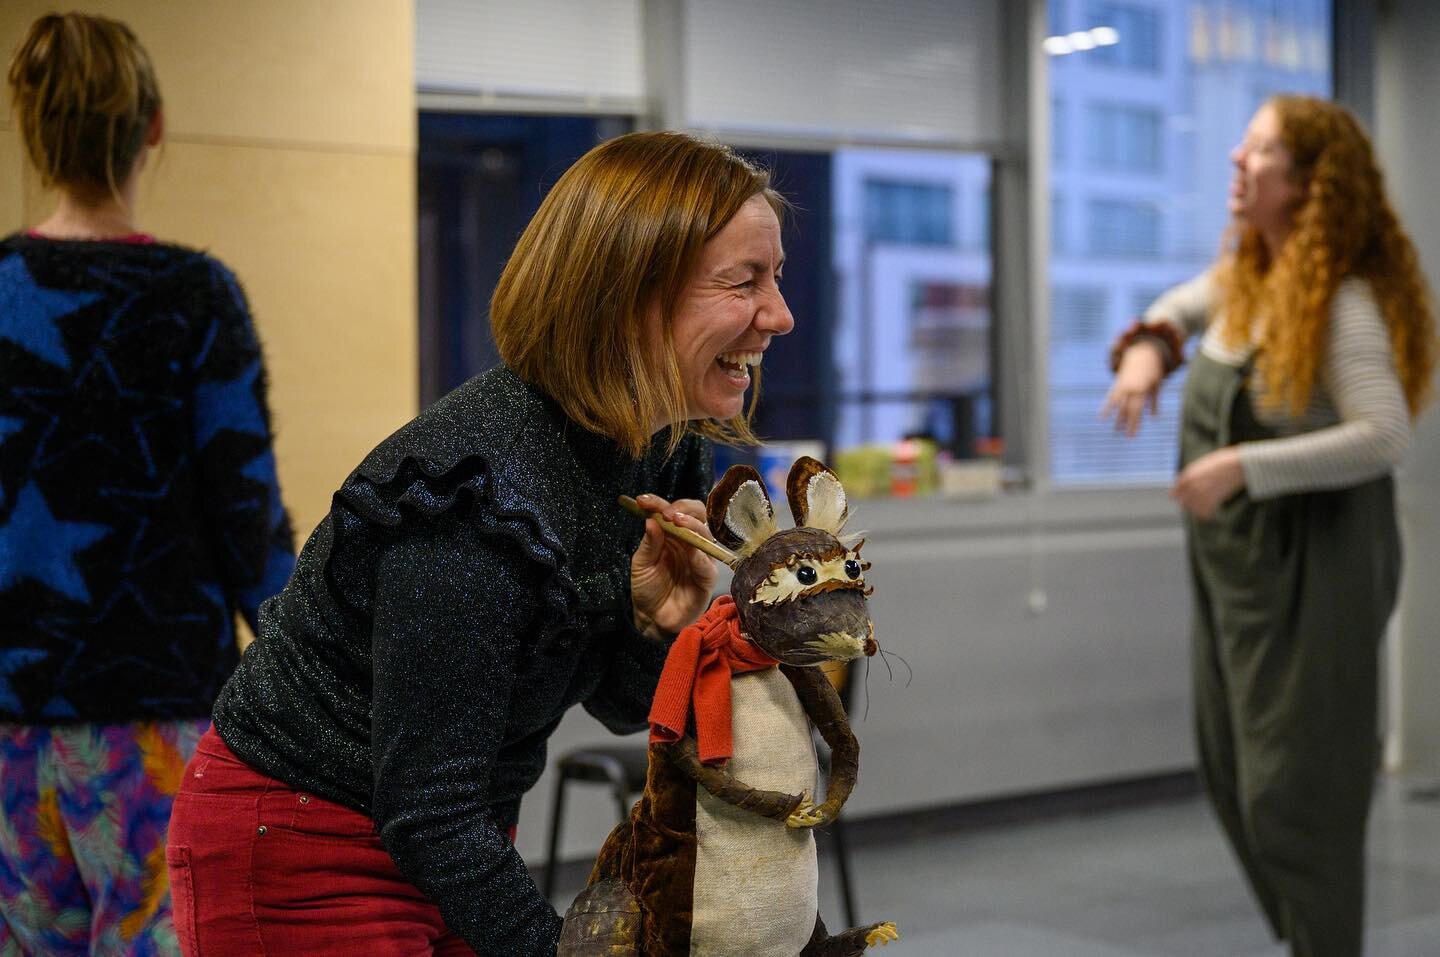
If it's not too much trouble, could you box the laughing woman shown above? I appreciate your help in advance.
[166,132,795,956]
[1104,96,1437,957]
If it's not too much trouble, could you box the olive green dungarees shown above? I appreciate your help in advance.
[1181,352,1400,957]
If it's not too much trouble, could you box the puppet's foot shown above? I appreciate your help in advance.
[558,877,641,955]
[786,795,827,828]
[863,922,899,947]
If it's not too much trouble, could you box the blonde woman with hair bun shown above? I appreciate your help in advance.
[1105,95,1437,957]
[1,14,293,955]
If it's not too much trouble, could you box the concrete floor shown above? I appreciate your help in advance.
[543,774,1440,956]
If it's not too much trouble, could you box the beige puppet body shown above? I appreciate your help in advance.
[690,667,819,955]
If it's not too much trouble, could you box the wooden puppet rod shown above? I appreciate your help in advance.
[617,495,740,569]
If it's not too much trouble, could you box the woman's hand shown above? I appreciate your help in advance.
[1171,447,1246,521]
[630,494,718,640]
[1101,342,1166,437]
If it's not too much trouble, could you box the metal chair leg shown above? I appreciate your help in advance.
[831,816,858,927]
[611,780,632,824]
[542,769,568,900]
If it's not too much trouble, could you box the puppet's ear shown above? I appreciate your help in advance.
[786,456,847,534]
[707,465,778,555]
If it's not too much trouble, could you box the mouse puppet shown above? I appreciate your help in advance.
[558,457,899,956]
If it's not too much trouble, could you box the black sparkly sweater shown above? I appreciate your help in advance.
[213,366,712,955]
[0,233,294,722]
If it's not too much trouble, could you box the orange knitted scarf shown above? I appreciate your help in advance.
[648,595,779,765]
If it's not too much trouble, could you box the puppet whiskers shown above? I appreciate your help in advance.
[859,644,913,723]
[877,645,913,687]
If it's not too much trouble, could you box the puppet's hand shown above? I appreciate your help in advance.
[864,923,900,947]
[631,495,718,639]
[785,793,827,828]
[814,796,845,823]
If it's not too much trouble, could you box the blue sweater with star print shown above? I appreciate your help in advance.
[0,233,294,723]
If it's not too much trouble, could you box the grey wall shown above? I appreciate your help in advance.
[1376,0,1440,775]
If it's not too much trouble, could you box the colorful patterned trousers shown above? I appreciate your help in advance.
[0,719,207,957]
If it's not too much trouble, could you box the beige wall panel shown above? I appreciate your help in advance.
[140,142,417,534]
[0,0,413,152]
[0,131,23,231]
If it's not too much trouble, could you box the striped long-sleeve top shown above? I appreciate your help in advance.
[0,233,294,723]
[1144,269,1411,499]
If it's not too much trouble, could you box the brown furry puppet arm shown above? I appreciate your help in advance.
[782,664,859,821]
[666,736,806,820]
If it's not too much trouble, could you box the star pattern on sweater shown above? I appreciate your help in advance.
[0,254,101,370]
[193,360,267,449]
[96,468,216,623]
[0,417,22,511]
[12,355,182,478]
[0,482,109,602]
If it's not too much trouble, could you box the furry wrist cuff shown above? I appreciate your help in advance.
[1109,318,1185,376]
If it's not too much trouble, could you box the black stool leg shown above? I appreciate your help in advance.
[610,776,631,825]
[831,816,858,927]
[543,769,568,900]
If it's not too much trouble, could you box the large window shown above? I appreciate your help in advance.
[419,126,996,489]
[1047,0,1331,486]
[416,2,1336,495]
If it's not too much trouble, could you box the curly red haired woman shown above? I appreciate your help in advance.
[1104,95,1436,957]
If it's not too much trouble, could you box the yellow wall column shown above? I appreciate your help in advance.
[1,1,418,542]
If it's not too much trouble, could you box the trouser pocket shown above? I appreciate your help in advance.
[165,843,199,956]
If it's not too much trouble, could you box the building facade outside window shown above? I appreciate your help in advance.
[1085,102,1163,172]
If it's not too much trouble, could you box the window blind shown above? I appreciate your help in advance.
[667,0,1003,149]
[415,0,643,106]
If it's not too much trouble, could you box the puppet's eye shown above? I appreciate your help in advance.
[796,565,818,586]
[844,559,862,580]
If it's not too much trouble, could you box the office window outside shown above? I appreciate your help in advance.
[1131,285,1171,318]
[864,180,955,247]
[1088,3,1163,71]
[708,149,995,503]
[1052,286,1110,345]
[1085,103,1162,172]
[1053,96,1067,164]
[1047,0,1331,485]
[832,153,995,483]
[1052,194,1068,254]
[1087,199,1163,258]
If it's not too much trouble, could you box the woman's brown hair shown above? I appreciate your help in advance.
[7,12,161,203]
[491,130,785,458]
[1217,95,1437,417]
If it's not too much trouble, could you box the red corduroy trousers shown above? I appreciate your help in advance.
[165,726,481,956]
